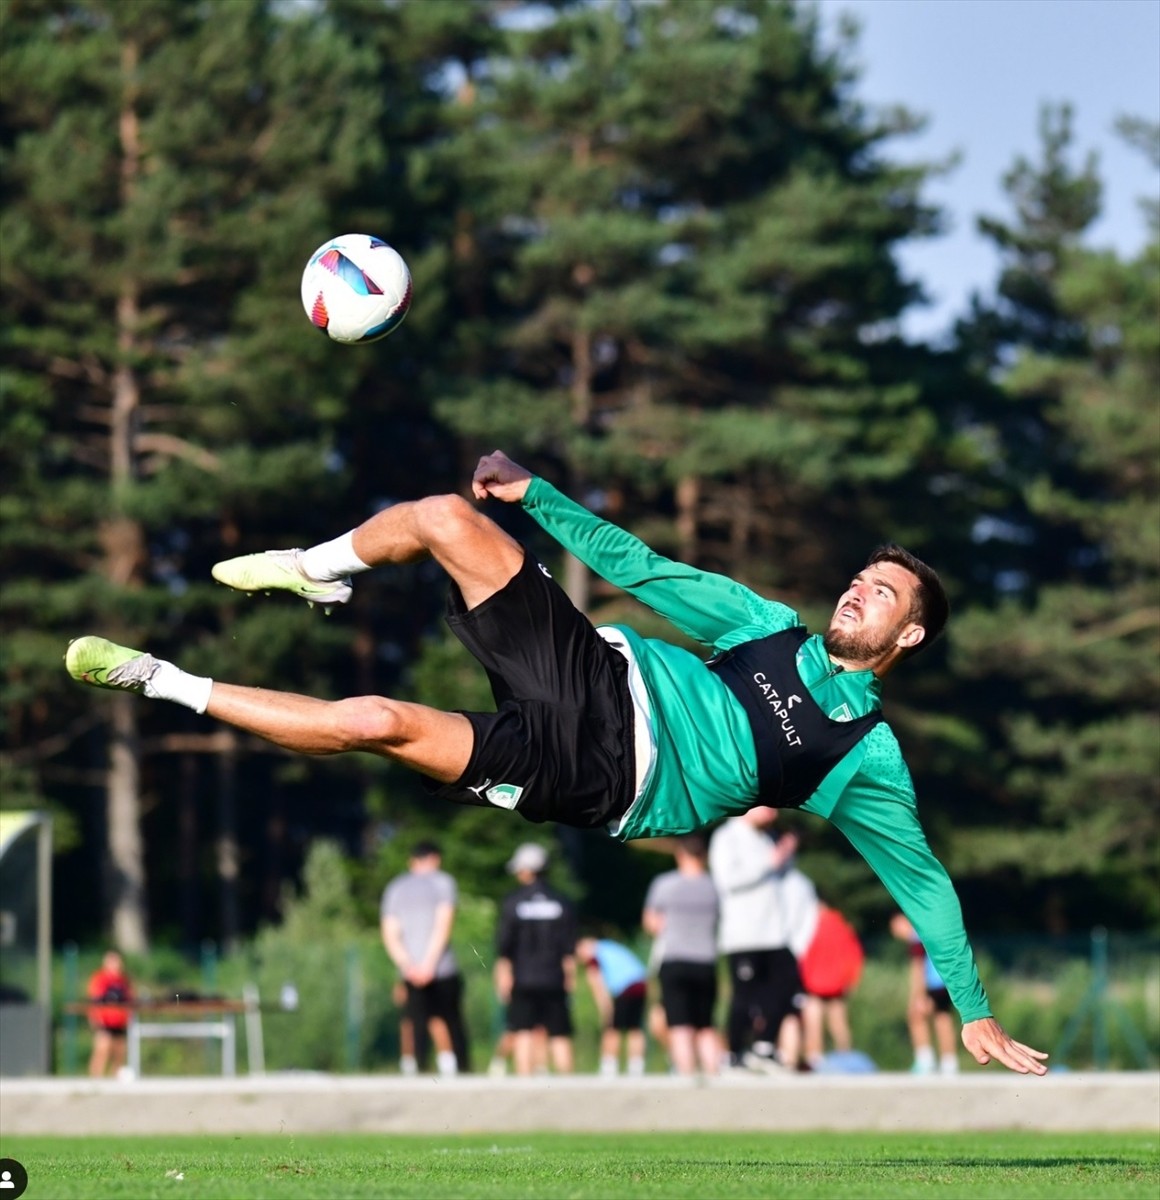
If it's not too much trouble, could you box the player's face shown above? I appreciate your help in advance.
[823,562,923,664]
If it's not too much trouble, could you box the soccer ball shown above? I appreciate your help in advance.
[300,234,412,344]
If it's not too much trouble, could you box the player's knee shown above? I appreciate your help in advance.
[416,493,484,549]
[331,695,410,752]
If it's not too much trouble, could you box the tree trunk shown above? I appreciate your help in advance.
[100,34,150,952]
[675,474,700,564]
[107,694,149,953]
[565,240,595,613]
[179,751,201,953]
[216,730,241,953]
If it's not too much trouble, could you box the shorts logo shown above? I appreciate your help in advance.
[537,562,552,578]
[485,782,524,810]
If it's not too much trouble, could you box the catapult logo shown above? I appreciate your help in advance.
[751,672,803,747]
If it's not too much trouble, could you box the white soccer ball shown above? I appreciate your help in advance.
[300,233,412,344]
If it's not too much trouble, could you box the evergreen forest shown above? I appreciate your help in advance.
[2,0,1157,956]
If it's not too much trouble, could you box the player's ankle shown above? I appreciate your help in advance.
[300,531,369,582]
[143,661,214,714]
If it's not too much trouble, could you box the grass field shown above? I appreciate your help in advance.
[2,1131,1157,1199]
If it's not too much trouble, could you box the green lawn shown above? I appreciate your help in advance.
[1,1132,1156,1199]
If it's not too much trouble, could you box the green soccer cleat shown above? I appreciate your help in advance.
[210,550,352,607]
[65,636,158,693]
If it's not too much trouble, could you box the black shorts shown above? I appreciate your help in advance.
[507,986,572,1037]
[728,947,803,1032]
[610,982,647,1031]
[433,550,636,829]
[404,974,464,1030]
[659,960,718,1030]
[928,986,952,1014]
[92,1025,127,1039]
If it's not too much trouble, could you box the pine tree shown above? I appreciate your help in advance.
[399,0,984,927]
[429,0,955,594]
[0,0,385,948]
[949,108,1160,928]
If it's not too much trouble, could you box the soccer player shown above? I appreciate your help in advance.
[495,842,577,1076]
[66,449,1048,1076]
[380,840,470,1076]
[87,949,134,1078]
[576,936,649,1077]
[641,834,723,1076]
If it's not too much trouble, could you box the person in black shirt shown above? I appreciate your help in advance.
[495,842,577,1075]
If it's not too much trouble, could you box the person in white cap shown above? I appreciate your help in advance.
[494,842,577,1075]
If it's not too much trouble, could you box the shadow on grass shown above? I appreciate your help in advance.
[656,1157,1148,1170]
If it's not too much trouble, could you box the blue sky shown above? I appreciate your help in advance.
[815,0,1160,340]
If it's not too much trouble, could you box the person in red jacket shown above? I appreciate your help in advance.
[87,949,134,1078]
[799,905,865,1069]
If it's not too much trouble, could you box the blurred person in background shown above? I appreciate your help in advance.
[777,837,823,1070]
[891,913,959,1075]
[87,949,133,1078]
[576,935,649,1077]
[69,449,1047,1075]
[642,834,723,1076]
[381,840,470,1076]
[710,809,803,1072]
[487,1023,549,1077]
[391,977,455,1078]
[495,842,577,1075]
[799,903,866,1071]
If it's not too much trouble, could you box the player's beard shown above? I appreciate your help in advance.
[823,618,903,664]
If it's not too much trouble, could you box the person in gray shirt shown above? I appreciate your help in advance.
[642,834,723,1075]
[381,840,470,1075]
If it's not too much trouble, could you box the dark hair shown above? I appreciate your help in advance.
[411,840,441,860]
[864,543,949,658]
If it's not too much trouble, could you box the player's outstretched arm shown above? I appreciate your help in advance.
[962,1017,1049,1075]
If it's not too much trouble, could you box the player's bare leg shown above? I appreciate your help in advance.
[353,493,525,608]
[65,637,474,784]
[212,493,525,612]
[205,683,473,782]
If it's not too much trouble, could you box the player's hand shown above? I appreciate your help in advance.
[472,451,533,503]
[961,1017,1049,1075]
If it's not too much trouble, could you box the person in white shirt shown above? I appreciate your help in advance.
[709,806,802,1071]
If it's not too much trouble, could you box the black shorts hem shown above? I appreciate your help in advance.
[428,549,635,830]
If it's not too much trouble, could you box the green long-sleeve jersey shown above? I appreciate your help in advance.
[521,477,990,1023]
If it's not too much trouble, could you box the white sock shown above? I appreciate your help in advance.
[599,1055,618,1077]
[436,1049,458,1077]
[399,1054,417,1076]
[627,1056,645,1077]
[914,1045,935,1072]
[939,1053,959,1075]
[144,660,214,715]
[300,531,370,582]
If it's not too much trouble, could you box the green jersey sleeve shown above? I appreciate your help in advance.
[814,746,991,1023]
[522,477,795,647]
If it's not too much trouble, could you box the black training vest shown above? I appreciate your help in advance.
[707,627,883,808]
